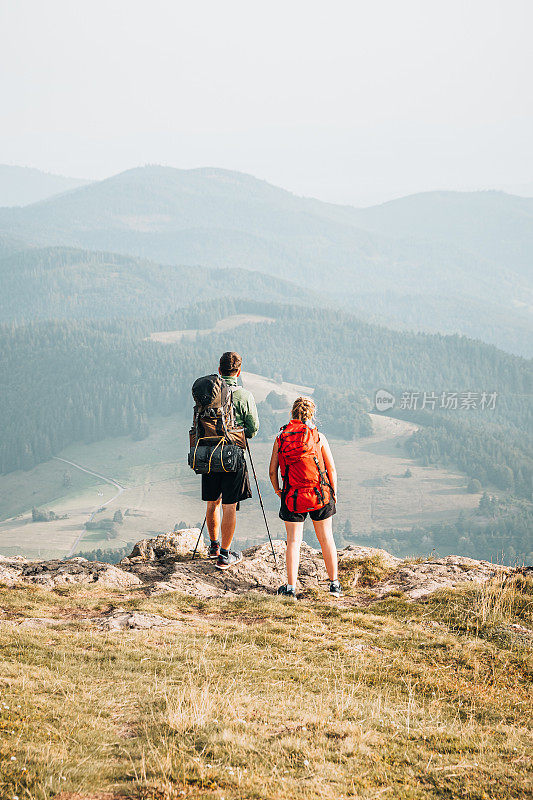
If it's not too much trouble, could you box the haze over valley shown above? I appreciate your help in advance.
[1,164,532,355]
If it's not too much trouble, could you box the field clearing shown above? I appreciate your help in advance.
[0,479,117,559]
[149,313,275,342]
[238,413,481,544]
[0,414,192,558]
[0,458,99,523]
[0,402,482,559]
[241,369,314,403]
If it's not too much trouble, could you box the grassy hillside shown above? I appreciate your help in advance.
[0,574,531,799]
[0,166,530,352]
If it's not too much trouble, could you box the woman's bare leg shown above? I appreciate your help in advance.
[312,517,338,581]
[284,521,304,586]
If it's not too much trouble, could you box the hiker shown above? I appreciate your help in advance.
[269,396,342,598]
[189,351,259,570]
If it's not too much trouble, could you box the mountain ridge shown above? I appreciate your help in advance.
[0,164,90,207]
[0,164,531,354]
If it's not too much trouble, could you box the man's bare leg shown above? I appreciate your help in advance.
[206,498,222,542]
[220,502,237,551]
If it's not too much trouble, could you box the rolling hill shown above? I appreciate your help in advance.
[0,164,90,207]
[0,246,319,322]
[0,165,530,354]
[353,189,533,279]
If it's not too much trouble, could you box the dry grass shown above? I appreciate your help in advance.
[339,553,397,589]
[416,571,533,640]
[0,581,532,800]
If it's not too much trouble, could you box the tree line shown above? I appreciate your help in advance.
[1,299,530,505]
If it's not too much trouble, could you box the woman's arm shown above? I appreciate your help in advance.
[269,439,282,496]
[320,433,338,500]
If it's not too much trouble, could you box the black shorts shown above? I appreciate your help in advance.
[279,494,336,523]
[201,459,252,506]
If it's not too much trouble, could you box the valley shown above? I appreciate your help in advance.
[0,401,482,560]
[149,315,275,343]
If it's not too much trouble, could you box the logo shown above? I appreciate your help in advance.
[374,389,395,411]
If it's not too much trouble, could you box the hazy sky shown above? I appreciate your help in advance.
[1,0,532,205]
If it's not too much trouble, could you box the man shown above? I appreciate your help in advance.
[203,351,259,569]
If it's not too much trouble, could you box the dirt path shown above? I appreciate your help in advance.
[53,457,127,556]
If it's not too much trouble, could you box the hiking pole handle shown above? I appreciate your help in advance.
[246,440,278,567]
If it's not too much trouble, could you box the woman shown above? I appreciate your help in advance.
[269,396,342,599]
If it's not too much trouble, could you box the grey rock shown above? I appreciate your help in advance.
[121,529,206,564]
[1,536,525,605]
[96,609,174,631]
[0,555,142,588]
[373,555,511,600]
[338,545,401,569]
[122,539,327,598]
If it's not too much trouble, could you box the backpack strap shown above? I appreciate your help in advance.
[314,430,336,500]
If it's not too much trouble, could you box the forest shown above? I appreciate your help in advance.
[1,299,530,504]
[363,503,533,565]
[0,246,317,323]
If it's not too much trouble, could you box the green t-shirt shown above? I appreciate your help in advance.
[222,375,259,439]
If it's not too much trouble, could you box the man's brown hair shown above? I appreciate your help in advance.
[219,351,242,376]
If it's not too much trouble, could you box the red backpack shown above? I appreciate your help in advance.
[277,419,333,513]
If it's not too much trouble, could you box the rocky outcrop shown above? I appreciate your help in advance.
[0,534,517,602]
[124,529,206,561]
[121,539,324,597]
[338,545,401,570]
[372,555,510,600]
[0,555,142,589]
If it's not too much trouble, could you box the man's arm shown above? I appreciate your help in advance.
[243,392,260,439]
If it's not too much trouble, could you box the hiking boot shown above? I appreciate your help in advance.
[277,584,297,599]
[329,580,343,598]
[208,540,220,559]
[215,550,243,570]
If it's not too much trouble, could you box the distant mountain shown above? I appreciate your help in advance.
[498,181,533,198]
[0,165,90,207]
[348,292,533,358]
[0,232,34,259]
[0,246,319,323]
[0,166,531,353]
[351,190,533,279]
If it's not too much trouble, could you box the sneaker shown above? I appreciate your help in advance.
[329,580,343,598]
[277,584,297,599]
[208,540,220,559]
[215,550,243,570]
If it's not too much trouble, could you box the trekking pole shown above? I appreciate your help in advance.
[246,440,278,567]
[192,514,207,560]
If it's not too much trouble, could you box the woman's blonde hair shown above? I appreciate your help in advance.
[292,396,316,423]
